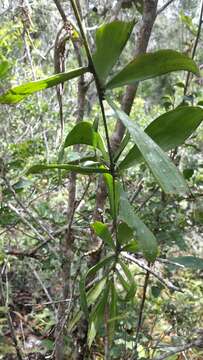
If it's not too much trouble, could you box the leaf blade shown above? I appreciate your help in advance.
[93,20,135,83]
[107,50,199,89]
[119,187,158,262]
[119,106,203,170]
[109,100,188,194]
[92,221,116,250]
[27,163,110,175]
[0,67,89,104]
[0,61,9,79]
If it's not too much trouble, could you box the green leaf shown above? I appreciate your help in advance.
[87,278,107,306]
[108,281,117,343]
[106,50,199,89]
[122,240,139,253]
[116,269,130,293]
[117,222,133,245]
[109,100,188,194]
[68,278,107,332]
[0,67,89,104]
[88,285,110,347]
[0,61,9,79]
[119,187,158,262]
[93,20,135,83]
[119,260,137,300]
[119,106,203,170]
[103,174,120,219]
[80,276,107,320]
[87,255,115,279]
[27,163,110,175]
[169,256,203,270]
[60,122,108,162]
[92,221,115,250]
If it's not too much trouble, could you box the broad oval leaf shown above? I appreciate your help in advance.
[93,20,135,84]
[106,50,199,89]
[60,122,107,161]
[27,163,110,175]
[0,67,89,104]
[109,100,189,194]
[119,106,203,170]
[119,187,158,262]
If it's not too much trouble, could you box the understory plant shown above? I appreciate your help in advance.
[0,0,203,359]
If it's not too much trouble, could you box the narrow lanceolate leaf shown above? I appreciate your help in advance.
[0,61,9,79]
[87,255,115,279]
[92,221,116,250]
[119,260,137,300]
[27,163,110,175]
[119,187,158,262]
[109,100,188,194]
[108,281,117,343]
[106,50,199,89]
[119,106,203,170]
[93,20,135,83]
[88,285,110,348]
[80,276,107,320]
[0,67,89,104]
[103,174,120,219]
[60,122,107,161]
[68,278,107,332]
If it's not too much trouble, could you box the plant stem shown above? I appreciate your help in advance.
[134,266,150,349]
[184,0,203,95]
[69,0,114,172]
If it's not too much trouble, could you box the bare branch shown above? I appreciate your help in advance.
[122,253,184,293]
[156,0,175,17]
[184,0,203,94]
[153,339,203,360]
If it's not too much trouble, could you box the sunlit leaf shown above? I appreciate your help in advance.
[109,100,188,194]
[107,50,199,89]
[119,106,203,170]
[92,221,115,250]
[0,61,9,79]
[0,67,89,104]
